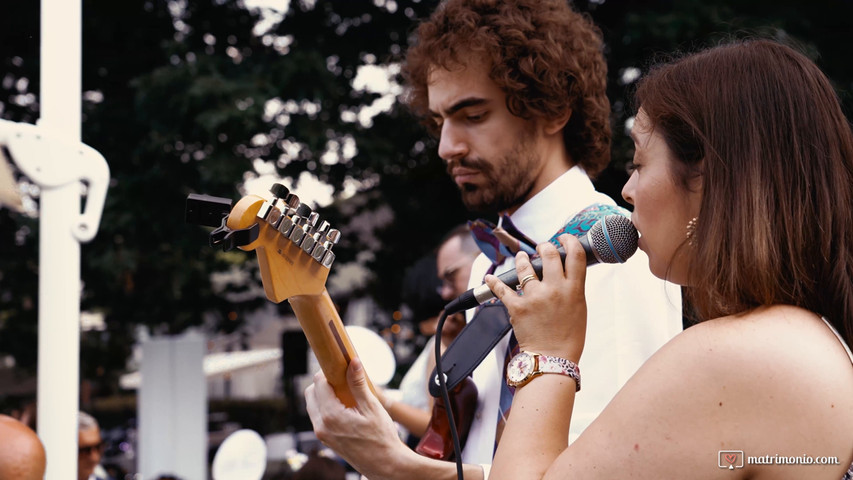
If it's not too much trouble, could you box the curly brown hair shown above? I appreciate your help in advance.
[402,0,611,177]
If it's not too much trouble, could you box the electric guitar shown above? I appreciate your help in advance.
[187,183,475,458]
[185,183,375,407]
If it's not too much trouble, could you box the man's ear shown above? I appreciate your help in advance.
[544,108,572,135]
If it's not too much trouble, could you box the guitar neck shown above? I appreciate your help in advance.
[289,291,377,407]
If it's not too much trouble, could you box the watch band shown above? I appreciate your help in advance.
[538,355,581,391]
[506,352,581,391]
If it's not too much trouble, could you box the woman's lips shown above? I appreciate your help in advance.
[632,218,644,250]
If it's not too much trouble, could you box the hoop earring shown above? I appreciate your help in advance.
[685,217,698,246]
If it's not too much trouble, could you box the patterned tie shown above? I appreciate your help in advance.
[469,215,537,265]
[469,203,631,452]
[468,215,530,452]
[469,203,628,264]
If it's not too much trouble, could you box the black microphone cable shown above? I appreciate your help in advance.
[433,309,464,480]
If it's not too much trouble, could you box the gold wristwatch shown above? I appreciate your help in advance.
[506,351,581,391]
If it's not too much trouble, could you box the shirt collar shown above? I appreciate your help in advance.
[507,165,597,243]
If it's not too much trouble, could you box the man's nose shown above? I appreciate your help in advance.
[437,122,467,162]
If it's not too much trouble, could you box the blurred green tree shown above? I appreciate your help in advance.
[0,0,850,392]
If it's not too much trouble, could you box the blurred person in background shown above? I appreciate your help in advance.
[79,411,114,480]
[380,225,479,444]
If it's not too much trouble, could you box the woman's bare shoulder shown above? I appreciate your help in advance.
[672,305,851,396]
[685,305,849,367]
[553,305,853,480]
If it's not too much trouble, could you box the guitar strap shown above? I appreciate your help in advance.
[428,202,629,397]
[428,300,510,397]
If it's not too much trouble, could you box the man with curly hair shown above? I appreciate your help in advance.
[306,1,682,478]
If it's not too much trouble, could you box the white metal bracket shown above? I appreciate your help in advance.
[0,118,110,242]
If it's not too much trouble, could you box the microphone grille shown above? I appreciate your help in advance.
[588,215,639,263]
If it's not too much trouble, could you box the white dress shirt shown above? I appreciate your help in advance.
[398,336,435,413]
[461,166,683,466]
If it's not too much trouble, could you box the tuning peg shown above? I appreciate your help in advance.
[257,201,273,221]
[308,223,328,262]
[311,242,328,263]
[315,220,331,237]
[295,203,312,217]
[322,228,341,255]
[300,230,317,254]
[308,226,339,266]
[305,212,320,234]
[299,211,320,251]
[270,183,289,199]
[326,228,341,246]
[283,193,300,214]
[289,221,307,245]
[288,204,313,245]
[278,214,295,236]
[265,204,283,228]
[317,228,341,268]
[321,249,336,268]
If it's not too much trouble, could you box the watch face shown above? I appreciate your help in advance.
[507,352,535,384]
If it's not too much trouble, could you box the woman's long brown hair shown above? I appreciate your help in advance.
[636,39,853,345]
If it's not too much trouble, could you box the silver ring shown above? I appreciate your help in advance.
[517,274,537,291]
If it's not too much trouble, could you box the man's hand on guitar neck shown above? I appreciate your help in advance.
[306,358,409,477]
[305,358,486,480]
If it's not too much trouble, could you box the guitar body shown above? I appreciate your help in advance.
[415,376,478,460]
[224,193,376,407]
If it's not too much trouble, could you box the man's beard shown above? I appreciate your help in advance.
[451,133,539,214]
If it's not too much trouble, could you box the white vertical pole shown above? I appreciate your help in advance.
[37,0,83,478]
[139,339,175,477]
[139,336,207,479]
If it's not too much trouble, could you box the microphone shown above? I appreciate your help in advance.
[443,214,639,314]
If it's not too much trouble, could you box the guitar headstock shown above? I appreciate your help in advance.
[188,185,376,406]
[187,184,341,303]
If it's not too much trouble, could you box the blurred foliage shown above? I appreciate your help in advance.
[0,0,850,392]
[586,0,853,176]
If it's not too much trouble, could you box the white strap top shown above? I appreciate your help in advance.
[822,316,853,363]
[820,317,853,480]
